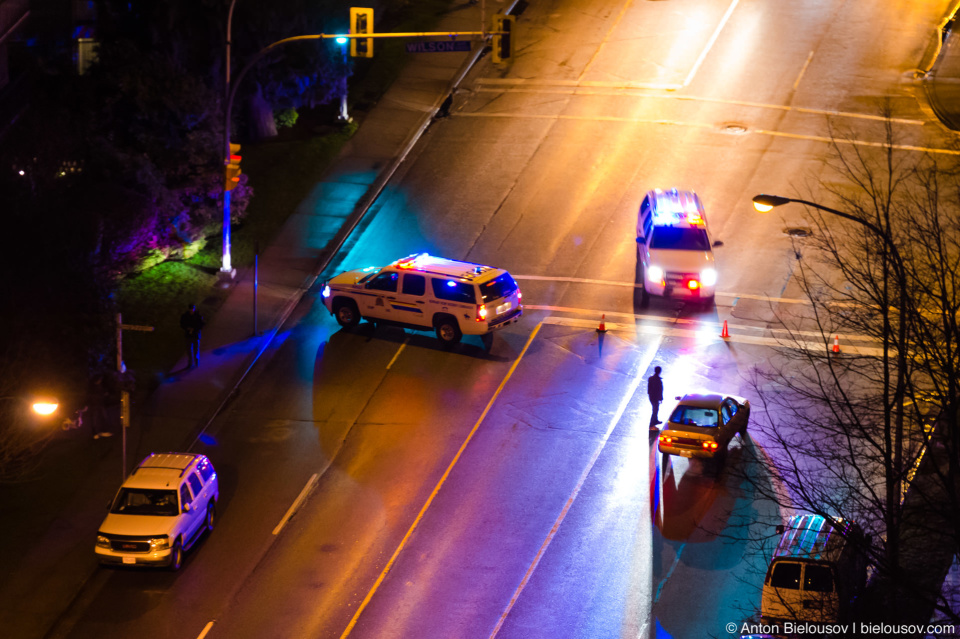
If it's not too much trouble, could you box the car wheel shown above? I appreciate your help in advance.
[435,317,462,345]
[639,268,650,306]
[701,295,714,310]
[205,502,216,533]
[713,445,728,468]
[169,538,183,571]
[334,300,360,328]
[739,420,748,437]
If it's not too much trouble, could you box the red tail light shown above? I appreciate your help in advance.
[701,441,718,450]
[477,304,488,322]
[659,435,672,445]
[687,279,700,290]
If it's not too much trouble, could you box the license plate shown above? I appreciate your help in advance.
[678,450,692,458]
[496,301,512,315]
[122,557,136,564]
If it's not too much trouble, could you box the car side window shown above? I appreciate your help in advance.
[770,562,802,589]
[724,399,738,417]
[179,484,193,510]
[720,404,732,424]
[431,278,477,304]
[188,473,203,496]
[643,211,653,239]
[366,271,399,292]
[402,274,426,296]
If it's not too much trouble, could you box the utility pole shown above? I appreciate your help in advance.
[116,313,153,480]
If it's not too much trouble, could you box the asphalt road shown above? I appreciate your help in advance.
[47,0,959,638]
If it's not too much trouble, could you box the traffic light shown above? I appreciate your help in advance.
[492,13,515,64]
[350,7,374,58]
[225,143,241,192]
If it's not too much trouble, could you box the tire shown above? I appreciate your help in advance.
[739,420,748,437]
[434,317,462,345]
[701,295,715,310]
[205,502,216,533]
[333,299,360,328]
[168,538,183,571]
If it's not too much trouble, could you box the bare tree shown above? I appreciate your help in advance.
[742,111,960,625]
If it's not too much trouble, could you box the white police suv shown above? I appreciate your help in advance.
[321,253,523,346]
[636,189,718,308]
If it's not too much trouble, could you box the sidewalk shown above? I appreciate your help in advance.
[0,4,494,638]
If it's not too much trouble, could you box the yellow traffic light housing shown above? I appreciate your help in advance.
[492,13,515,64]
[350,7,374,58]
[225,142,242,192]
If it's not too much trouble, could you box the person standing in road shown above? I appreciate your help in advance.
[180,304,205,368]
[648,365,664,428]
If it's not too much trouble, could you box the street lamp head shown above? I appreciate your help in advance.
[32,401,59,416]
[753,194,791,213]
[335,36,348,46]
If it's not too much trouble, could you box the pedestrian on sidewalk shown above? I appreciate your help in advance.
[180,304,205,368]
[88,373,112,439]
[648,365,664,429]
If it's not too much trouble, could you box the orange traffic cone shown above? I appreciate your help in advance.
[720,320,730,339]
[597,314,607,333]
[832,334,841,354]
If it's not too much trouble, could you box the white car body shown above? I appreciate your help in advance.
[95,452,218,570]
[636,189,717,305]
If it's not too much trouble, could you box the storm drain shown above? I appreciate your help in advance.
[785,227,811,238]
[722,123,748,135]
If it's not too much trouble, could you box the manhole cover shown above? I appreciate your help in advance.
[722,123,748,134]
[785,227,811,237]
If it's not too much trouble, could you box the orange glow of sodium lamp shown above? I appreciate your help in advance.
[32,401,59,416]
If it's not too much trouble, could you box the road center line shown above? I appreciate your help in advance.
[196,621,215,639]
[385,339,408,370]
[272,473,319,536]
[489,333,662,638]
[339,323,544,639]
[793,51,814,91]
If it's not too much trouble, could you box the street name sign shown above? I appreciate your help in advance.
[406,40,471,53]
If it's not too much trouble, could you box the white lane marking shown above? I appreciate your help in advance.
[526,304,881,344]
[793,51,814,91]
[273,473,319,536]
[654,543,685,603]
[490,333,662,638]
[515,274,813,305]
[386,339,408,370]
[196,621,215,639]
[542,315,885,356]
[473,82,925,126]
[455,112,955,154]
[340,323,544,639]
[683,0,741,88]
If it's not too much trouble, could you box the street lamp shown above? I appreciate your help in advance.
[335,36,350,123]
[220,0,241,281]
[752,192,909,565]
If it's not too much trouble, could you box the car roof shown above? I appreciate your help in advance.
[676,393,724,408]
[773,513,857,564]
[122,452,203,489]
[647,188,707,230]
[389,253,507,284]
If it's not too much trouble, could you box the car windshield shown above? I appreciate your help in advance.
[480,273,518,303]
[650,226,710,251]
[111,488,179,516]
[669,405,718,428]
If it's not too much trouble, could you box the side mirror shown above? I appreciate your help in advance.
[675,395,682,400]
[636,236,645,244]
[712,240,724,247]
[183,503,191,513]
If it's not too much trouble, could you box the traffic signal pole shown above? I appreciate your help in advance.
[221,0,240,281]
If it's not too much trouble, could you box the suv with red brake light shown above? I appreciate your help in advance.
[636,189,718,308]
[321,253,523,346]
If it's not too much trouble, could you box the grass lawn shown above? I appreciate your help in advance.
[116,0,458,389]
